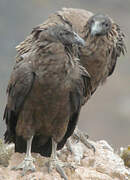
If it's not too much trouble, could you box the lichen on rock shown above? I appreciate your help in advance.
[0,139,14,167]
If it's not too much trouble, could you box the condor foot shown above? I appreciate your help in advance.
[11,156,35,176]
[71,128,95,153]
[46,158,74,180]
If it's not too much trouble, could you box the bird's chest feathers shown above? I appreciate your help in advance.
[32,50,80,91]
[80,35,115,88]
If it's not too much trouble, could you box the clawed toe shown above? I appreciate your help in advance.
[73,128,96,153]
[46,159,68,180]
[11,156,35,176]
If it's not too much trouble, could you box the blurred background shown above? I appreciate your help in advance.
[0,0,130,149]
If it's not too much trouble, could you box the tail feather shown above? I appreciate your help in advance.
[15,135,52,157]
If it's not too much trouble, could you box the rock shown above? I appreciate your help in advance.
[0,138,129,180]
[120,145,130,168]
[0,139,14,167]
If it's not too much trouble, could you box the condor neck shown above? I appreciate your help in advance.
[83,34,104,56]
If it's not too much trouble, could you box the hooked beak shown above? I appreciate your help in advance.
[73,32,86,47]
[91,21,102,36]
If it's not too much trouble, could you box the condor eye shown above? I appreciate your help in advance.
[91,19,94,24]
[102,22,108,27]
[59,31,64,36]
[105,23,109,27]
[59,31,70,37]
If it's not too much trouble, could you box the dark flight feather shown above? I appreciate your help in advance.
[4,66,35,143]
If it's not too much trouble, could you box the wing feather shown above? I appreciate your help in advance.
[57,68,91,150]
[3,65,35,143]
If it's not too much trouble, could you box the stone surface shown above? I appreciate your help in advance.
[0,139,130,180]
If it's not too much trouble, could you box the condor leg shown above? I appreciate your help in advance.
[67,128,95,153]
[12,136,35,176]
[47,138,68,180]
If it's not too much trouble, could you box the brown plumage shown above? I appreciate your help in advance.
[4,8,126,158]
[56,9,126,151]
[16,8,126,92]
[3,24,90,176]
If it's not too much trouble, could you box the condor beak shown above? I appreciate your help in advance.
[73,32,86,47]
[91,21,102,36]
